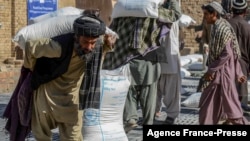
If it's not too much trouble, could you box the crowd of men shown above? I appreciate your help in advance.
[2,0,250,141]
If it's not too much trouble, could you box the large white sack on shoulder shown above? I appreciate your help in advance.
[179,14,196,27]
[83,64,130,141]
[105,27,119,39]
[181,92,201,108]
[13,15,81,50]
[111,0,164,18]
[28,7,84,25]
[13,15,119,50]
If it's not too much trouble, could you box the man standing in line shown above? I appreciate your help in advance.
[121,0,181,132]
[227,0,250,111]
[154,0,182,124]
[155,19,182,124]
[199,1,248,125]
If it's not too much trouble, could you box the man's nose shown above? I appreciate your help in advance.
[86,43,95,50]
[82,43,94,52]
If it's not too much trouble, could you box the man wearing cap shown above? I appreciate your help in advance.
[227,0,250,112]
[199,1,248,125]
[22,14,112,140]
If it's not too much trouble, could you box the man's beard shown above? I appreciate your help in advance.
[74,44,95,62]
[82,51,94,62]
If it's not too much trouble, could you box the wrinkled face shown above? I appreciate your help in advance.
[203,9,217,24]
[78,36,98,53]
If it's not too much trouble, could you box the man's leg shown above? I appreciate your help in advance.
[139,81,157,125]
[155,76,164,117]
[32,93,55,141]
[58,111,83,141]
[123,85,139,132]
[162,74,181,124]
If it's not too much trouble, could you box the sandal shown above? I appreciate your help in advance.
[222,119,242,125]
[222,120,233,125]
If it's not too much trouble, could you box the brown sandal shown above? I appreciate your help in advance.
[223,119,242,125]
[222,120,233,125]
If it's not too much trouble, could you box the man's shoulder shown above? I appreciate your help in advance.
[52,33,75,40]
[228,16,248,24]
[228,17,250,30]
[227,17,238,23]
[51,33,75,47]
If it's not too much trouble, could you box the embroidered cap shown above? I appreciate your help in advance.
[203,1,224,14]
[232,0,248,10]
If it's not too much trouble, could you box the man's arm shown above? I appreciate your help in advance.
[167,0,182,20]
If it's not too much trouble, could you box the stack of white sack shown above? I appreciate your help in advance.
[111,0,164,18]
[13,7,119,50]
[180,54,203,67]
[180,67,191,79]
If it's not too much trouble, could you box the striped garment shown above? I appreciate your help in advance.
[102,6,178,70]
[200,18,241,92]
[208,18,241,65]
[79,39,103,109]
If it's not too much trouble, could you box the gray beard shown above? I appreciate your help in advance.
[74,43,94,62]
[81,51,94,62]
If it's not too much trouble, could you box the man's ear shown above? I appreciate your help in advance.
[212,11,218,19]
[211,11,216,17]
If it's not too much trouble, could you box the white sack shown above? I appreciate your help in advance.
[13,15,81,49]
[180,54,203,65]
[180,67,191,78]
[180,57,191,67]
[13,16,119,50]
[181,92,201,108]
[82,65,131,141]
[111,0,164,18]
[186,54,203,62]
[179,14,196,27]
[187,62,203,71]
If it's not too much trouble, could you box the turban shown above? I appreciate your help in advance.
[233,0,248,10]
[73,15,106,37]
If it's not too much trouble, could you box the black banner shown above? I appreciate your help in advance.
[143,125,250,139]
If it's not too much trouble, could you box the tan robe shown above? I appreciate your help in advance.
[24,38,85,141]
